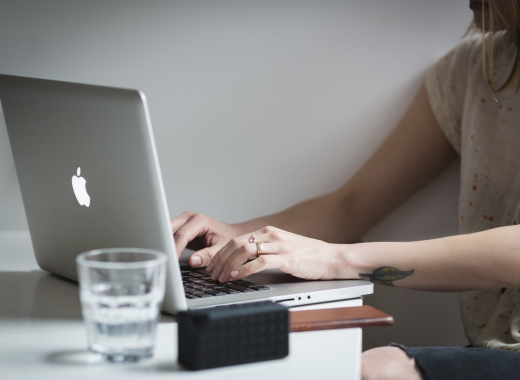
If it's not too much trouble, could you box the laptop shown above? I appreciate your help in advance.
[0,74,373,314]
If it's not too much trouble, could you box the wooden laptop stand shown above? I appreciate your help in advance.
[290,305,393,333]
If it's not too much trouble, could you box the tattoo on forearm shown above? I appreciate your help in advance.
[359,266,414,287]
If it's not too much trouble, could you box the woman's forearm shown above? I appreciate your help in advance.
[340,225,520,291]
[234,190,365,244]
[234,83,457,245]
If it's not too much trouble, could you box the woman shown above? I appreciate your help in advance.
[171,1,520,379]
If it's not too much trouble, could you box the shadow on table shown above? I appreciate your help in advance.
[45,349,103,365]
[44,349,187,372]
[0,271,174,322]
[130,362,187,372]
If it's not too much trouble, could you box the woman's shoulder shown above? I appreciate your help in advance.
[435,33,481,76]
[438,30,512,82]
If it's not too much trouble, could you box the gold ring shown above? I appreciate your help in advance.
[256,242,264,255]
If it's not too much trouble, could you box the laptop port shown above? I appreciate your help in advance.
[275,298,295,303]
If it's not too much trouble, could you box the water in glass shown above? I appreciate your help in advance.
[77,249,167,362]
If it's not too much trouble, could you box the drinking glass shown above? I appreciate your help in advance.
[76,248,167,362]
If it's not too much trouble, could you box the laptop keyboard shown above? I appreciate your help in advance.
[181,268,270,299]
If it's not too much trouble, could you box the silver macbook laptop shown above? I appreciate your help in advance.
[0,74,372,314]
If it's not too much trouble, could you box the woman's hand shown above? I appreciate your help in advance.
[171,211,243,267]
[205,226,344,283]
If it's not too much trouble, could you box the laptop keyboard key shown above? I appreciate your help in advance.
[227,284,255,293]
[204,289,226,296]
[196,292,213,298]
[221,287,240,294]
[226,284,247,291]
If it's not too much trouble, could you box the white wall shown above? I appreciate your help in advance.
[0,0,470,348]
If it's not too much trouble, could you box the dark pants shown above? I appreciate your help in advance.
[391,343,520,380]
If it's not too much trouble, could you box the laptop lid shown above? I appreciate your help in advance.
[0,74,187,314]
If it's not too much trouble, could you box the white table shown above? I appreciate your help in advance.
[0,231,363,380]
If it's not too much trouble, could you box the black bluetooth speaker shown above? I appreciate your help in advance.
[177,301,290,370]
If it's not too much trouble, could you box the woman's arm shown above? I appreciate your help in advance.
[342,226,520,291]
[237,81,457,243]
[208,225,520,291]
[173,81,457,267]
[194,81,520,291]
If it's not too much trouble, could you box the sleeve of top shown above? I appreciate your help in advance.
[425,38,474,155]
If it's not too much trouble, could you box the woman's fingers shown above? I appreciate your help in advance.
[172,213,208,258]
[171,212,246,266]
[170,211,193,233]
[201,226,295,282]
[189,247,220,268]
[219,241,281,280]
[206,235,252,277]
[178,223,334,282]
[229,254,283,281]
[206,231,271,273]
[213,243,263,282]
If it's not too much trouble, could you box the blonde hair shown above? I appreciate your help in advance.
[481,0,520,92]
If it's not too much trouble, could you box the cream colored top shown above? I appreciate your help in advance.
[425,31,520,350]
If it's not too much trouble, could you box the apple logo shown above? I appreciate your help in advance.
[72,167,91,207]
